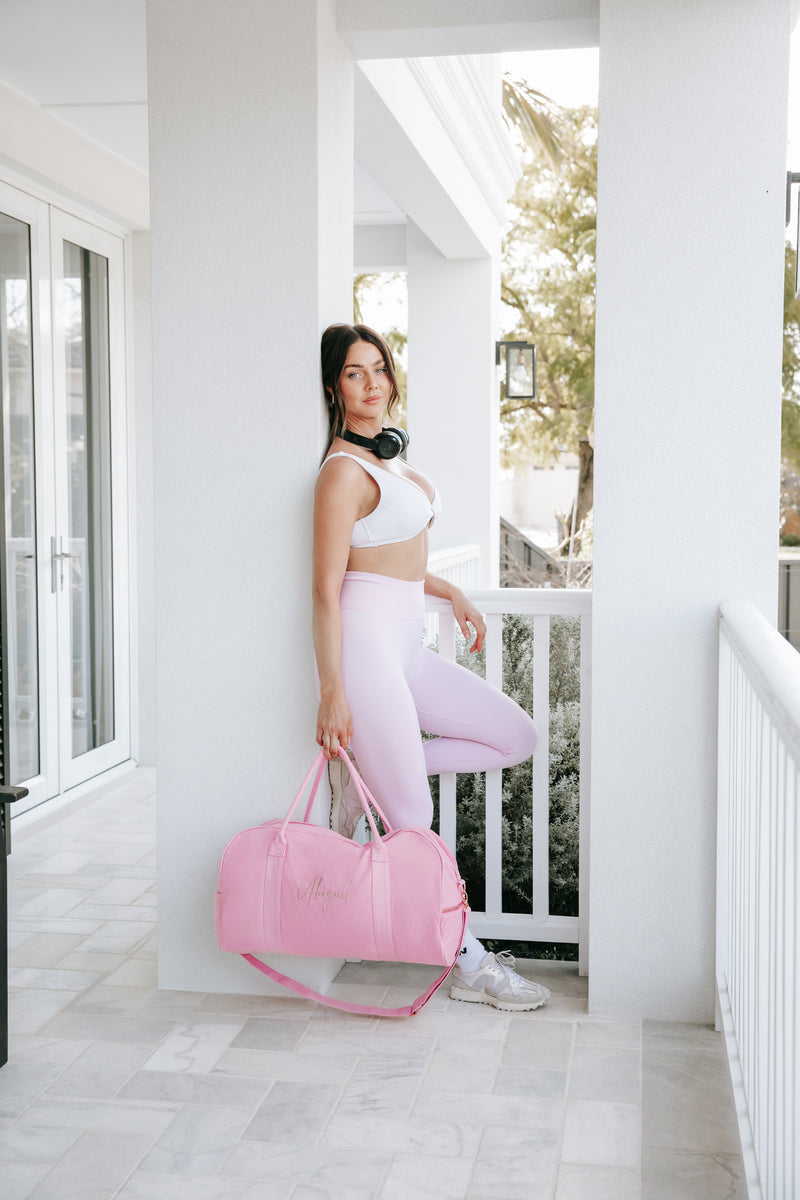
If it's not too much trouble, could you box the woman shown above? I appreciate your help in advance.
[313,322,550,1011]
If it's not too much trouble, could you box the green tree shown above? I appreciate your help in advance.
[501,105,597,542]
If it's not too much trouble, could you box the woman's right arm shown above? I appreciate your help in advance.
[312,460,366,759]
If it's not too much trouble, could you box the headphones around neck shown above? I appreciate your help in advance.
[342,427,409,460]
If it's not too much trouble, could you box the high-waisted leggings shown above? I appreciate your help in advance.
[333,571,538,830]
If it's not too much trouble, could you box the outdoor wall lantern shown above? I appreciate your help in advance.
[497,340,537,400]
[786,170,800,297]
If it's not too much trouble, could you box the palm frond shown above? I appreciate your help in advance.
[502,75,565,168]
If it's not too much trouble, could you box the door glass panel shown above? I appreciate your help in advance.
[62,240,114,758]
[0,212,40,783]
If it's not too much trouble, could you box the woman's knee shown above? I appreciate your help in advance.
[505,706,538,764]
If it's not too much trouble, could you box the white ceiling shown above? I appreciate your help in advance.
[0,0,404,222]
[0,0,149,172]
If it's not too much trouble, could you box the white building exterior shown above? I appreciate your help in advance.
[0,0,795,1025]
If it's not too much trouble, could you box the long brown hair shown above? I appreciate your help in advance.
[320,323,400,461]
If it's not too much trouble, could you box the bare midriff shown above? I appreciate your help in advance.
[346,528,430,582]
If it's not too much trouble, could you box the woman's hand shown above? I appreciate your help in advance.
[451,588,486,654]
[316,689,353,760]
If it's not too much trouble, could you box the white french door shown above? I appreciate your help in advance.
[0,180,130,813]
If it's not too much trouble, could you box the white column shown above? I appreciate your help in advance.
[591,0,791,1020]
[147,0,353,992]
[407,221,500,585]
[129,231,155,767]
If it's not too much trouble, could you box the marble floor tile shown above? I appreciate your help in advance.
[642,1147,746,1199]
[119,1068,269,1107]
[8,932,87,968]
[503,1018,575,1071]
[380,1150,476,1199]
[468,1124,560,1200]
[8,988,78,1036]
[45,1041,155,1099]
[561,1099,641,1169]
[555,1162,642,1200]
[118,1172,292,1199]
[569,1043,642,1104]
[576,1018,643,1048]
[322,1112,483,1158]
[8,966,102,991]
[229,1017,309,1053]
[68,902,157,922]
[222,1141,391,1191]
[99,956,158,989]
[17,1096,179,1136]
[198,992,318,1019]
[143,1021,244,1073]
[140,1104,251,1174]
[292,1188,379,1200]
[494,1066,567,1099]
[74,921,154,956]
[641,1023,740,1156]
[414,1088,564,1131]
[26,1130,155,1200]
[3,1161,55,1200]
[0,1123,79,1163]
[36,1011,178,1045]
[13,887,95,919]
[213,1046,355,1085]
[244,1080,341,1143]
[25,852,99,876]
[7,1036,93,1068]
[335,1055,425,1118]
[298,1027,436,1061]
[0,1062,66,1120]
[87,877,154,906]
[421,1035,502,1094]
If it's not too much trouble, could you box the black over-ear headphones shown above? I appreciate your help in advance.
[342,427,409,460]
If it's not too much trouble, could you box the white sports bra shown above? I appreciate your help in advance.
[324,452,442,548]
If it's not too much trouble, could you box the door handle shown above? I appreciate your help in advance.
[50,536,75,592]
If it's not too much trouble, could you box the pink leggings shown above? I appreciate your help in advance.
[334,572,538,830]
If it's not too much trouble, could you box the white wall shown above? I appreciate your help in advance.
[407,221,500,585]
[148,0,353,993]
[591,0,790,1021]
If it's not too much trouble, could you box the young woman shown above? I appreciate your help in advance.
[312,322,550,1011]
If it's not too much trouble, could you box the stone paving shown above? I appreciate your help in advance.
[1,767,743,1198]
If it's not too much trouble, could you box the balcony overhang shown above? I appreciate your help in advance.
[338,0,599,59]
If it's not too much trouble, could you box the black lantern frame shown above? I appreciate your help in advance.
[497,340,537,400]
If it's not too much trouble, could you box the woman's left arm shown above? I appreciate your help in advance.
[424,573,486,654]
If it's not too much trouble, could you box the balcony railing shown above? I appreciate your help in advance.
[425,587,591,973]
[717,601,800,1199]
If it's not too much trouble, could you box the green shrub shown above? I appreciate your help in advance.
[428,613,582,960]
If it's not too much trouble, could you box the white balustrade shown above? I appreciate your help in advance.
[717,601,800,1199]
[425,586,591,973]
[427,543,480,590]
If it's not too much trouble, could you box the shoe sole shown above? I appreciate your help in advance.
[448,983,549,1012]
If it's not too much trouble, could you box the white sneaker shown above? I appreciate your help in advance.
[449,951,550,1011]
[328,753,365,839]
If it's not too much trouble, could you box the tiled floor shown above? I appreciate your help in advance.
[3,767,743,1199]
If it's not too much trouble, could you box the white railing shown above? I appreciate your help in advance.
[425,586,591,973]
[717,601,800,1199]
[427,543,480,590]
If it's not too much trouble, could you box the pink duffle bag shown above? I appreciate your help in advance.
[214,747,470,1017]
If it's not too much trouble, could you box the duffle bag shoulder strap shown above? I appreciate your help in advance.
[241,903,467,1018]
